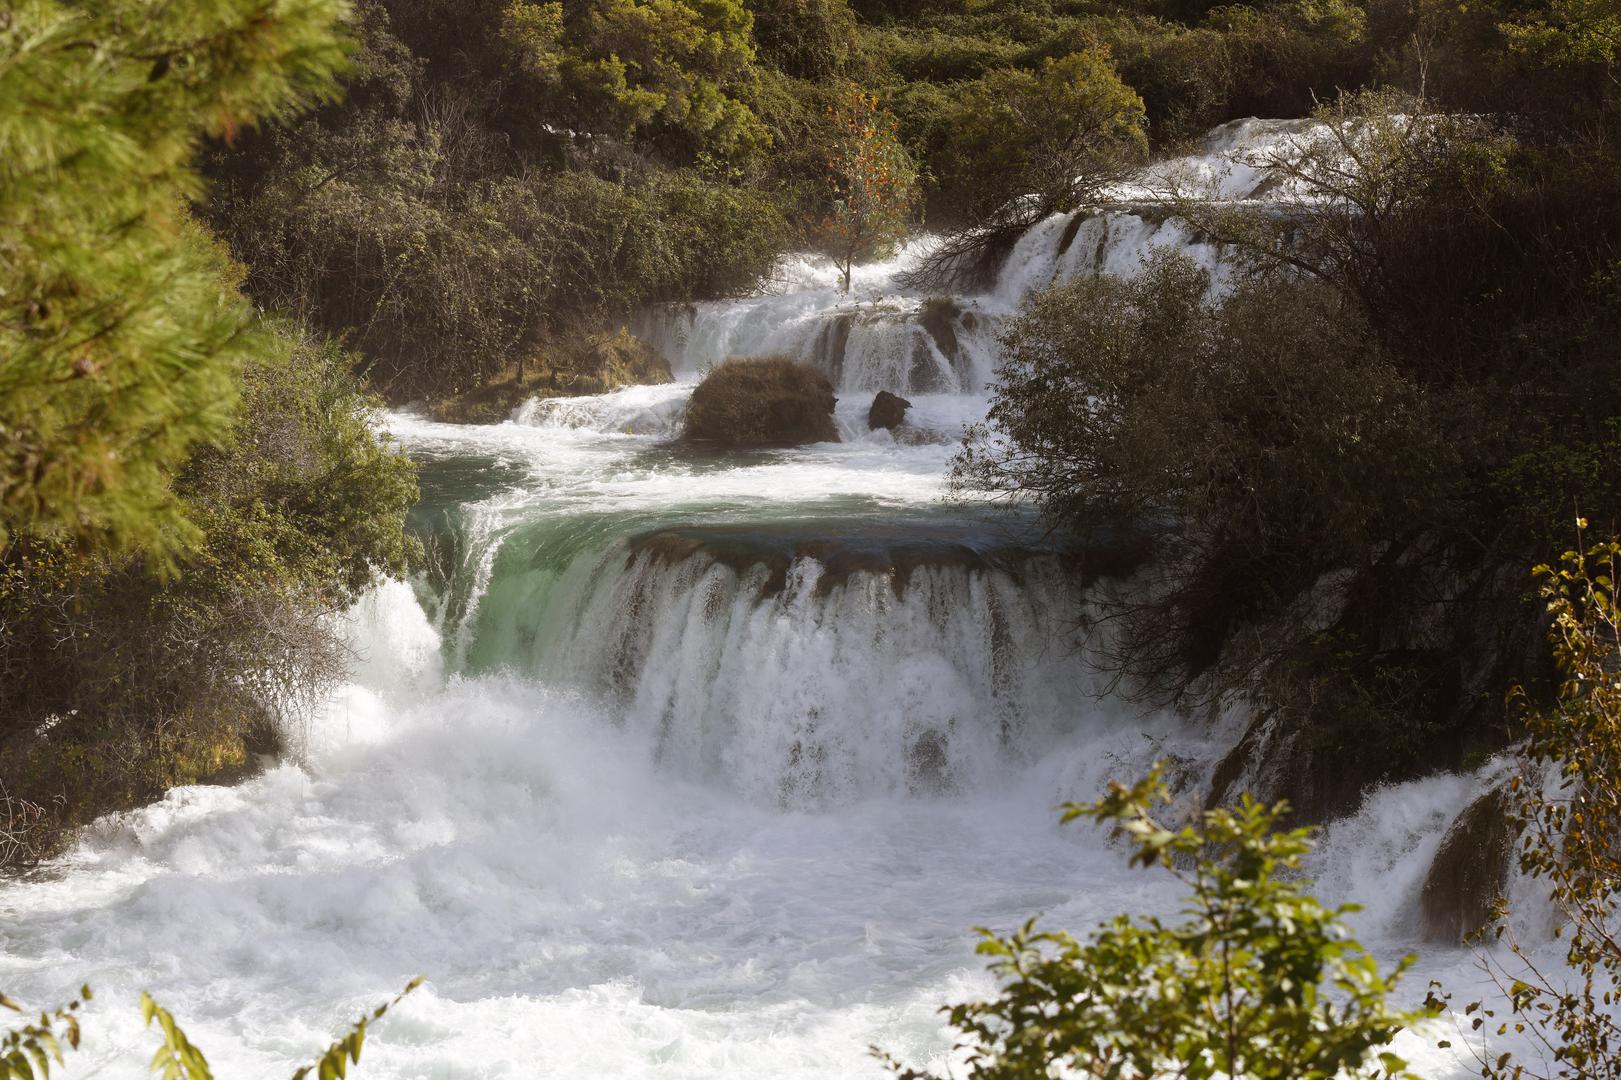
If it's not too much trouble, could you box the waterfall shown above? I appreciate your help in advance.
[0,114,1565,1080]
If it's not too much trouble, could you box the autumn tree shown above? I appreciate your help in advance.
[816,84,919,293]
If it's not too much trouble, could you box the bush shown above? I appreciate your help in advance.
[954,252,1449,687]
[683,358,840,446]
[0,324,418,866]
[959,252,1442,565]
[501,0,769,166]
[880,764,1429,1079]
[1435,535,1621,1080]
[747,0,861,80]
[216,116,786,399]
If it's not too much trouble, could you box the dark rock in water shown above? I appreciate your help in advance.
[1421,785,1513,943]
[868,390,911,431]
[918,297,962,365]
[683,357,838,447]
[907,729,952,795]
[1205,714,1369,828]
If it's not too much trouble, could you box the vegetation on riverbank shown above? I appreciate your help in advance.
[189,0,1410,404]
[0,0,415,866]
[951,6,1621,822]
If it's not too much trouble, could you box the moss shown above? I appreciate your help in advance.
[683,358,839,447]
[429,328,672,424]
[1421,786,1513,943]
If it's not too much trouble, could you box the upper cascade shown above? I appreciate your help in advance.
[632,117,1323,399]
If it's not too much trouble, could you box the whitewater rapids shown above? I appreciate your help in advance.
[0,119,1575,1079]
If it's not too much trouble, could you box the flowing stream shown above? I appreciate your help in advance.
[0,121,1571,1078]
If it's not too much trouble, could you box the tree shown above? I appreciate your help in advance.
[1436,531,1621,1080]
[905,48,1145,288]
[500,0,769,165]
[0,0,349,561]
[0,323,418,866]
[952,251,1446,696]
[815,84,919,293]
[1168,91,1515,385]
[1502,0,1621,67]
[879,764,1430,1080]
[936,49,1146,229]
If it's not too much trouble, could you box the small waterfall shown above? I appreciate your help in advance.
[622,118,1329,400]
[452,529,1110,805]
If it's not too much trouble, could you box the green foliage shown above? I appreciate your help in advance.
[1501,0,1621,67]
[958,251,1442,566]
[953,250,1456,696]
[0,324,418,865]
[1178,92,1517,379]
[212,0,786,400]
[0,986,88,1080]
[142,995,212,1080]
[747,0,861,79]
[815,85,920,292]
[0,0,349,559]
[932,49,1147,229]
[0,980,419,1080]
[291,977,423,1080]
[881,765,1428,1079]
[501,0,768,164]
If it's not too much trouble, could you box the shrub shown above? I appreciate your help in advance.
[953,252,1449,689]
[500,0,769,166]
[747,0,861,80]
[958,252,1442,565]
[216,114,786,399]
[683,358,839,446]
[880,764,1429,1079]
[0,324,418,866]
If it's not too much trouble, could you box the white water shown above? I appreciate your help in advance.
[0,120,1576,1079]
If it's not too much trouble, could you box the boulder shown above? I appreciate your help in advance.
[683,357,838,447]
[868,390,912,431]
[1420,785,1513,943]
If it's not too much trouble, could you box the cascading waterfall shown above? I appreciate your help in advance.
[0,116,1573,1080]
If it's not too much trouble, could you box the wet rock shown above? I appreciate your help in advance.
[683,357,838,447]
[1421,785,1513,943]
[917,297,962,365]
[868,390,912,431]
[907,730,952,794]
[627,519,1150,600]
